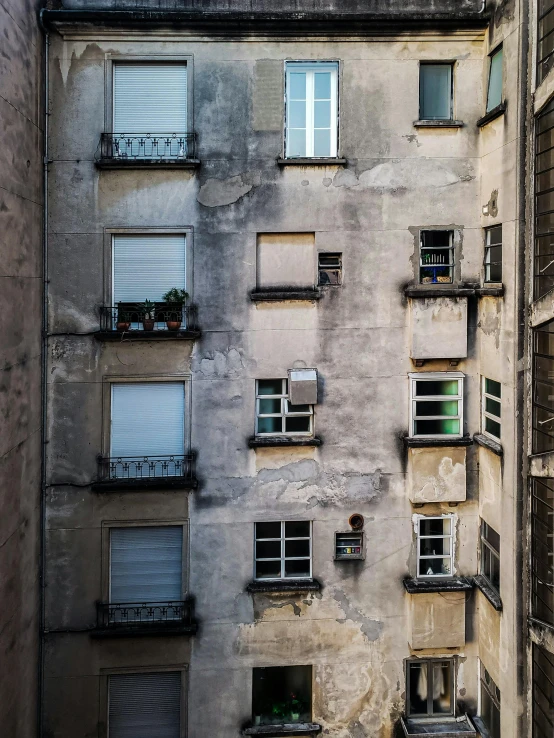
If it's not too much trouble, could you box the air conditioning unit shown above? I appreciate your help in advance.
[288,368,318,406]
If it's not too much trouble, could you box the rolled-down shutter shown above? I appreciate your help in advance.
[109,671,181,738]
[110,526,183,603]
[113,64,187,133]
[110,383,185,458]
[113,234,186,304]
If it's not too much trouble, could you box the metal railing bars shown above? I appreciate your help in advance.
[97,599,194,629]
[96,132,196,161]
[97,453,196,482]
[99,304,198,333]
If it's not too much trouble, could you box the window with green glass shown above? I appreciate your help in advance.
[486,47,503,113]
[483,377,501,441]
[410,374,463,438]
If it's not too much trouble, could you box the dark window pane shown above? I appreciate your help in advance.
[284,559,311,578]
[432,663,453,714]
[285,539,310,558]
[408,663,428,715]
[285,416,311,433]
[288,404,310,413]
[487,225,503,244]
[420,537,449,556]
[420,64,452,120]
[259,398,281,414]
[255,560,281,579]
[252,666,312,725]
[415,380,459,396]
[485,418,501,439]
[418,557,452,576]
[258,379,284,396]
[420,518,450,537]
[485,378,502,398]
[414,419,460,436]
[415,400,459,417]
[484,523,501,553]
[485,397,501,417]
[256,522,282,539]
[285,521,310,538]
[256,540,281,559]
[257,417,282,434]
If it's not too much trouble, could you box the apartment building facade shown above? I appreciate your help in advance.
[39,1,531,737]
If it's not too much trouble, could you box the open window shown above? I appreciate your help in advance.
[486,47,503,114]
[409,373,464,439]
[407,659,454,718]
[256,379,313,436]
[482,377,502,441]
[416,516,454,579]
[252,665,312,726]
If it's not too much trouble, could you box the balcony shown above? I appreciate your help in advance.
[92,453,197,492]
[95,132,200,169]
[92,598,197,638]
[96,304,200,341]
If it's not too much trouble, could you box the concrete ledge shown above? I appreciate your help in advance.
[476,102,507,128]
[404,286,475,298]
[91,476,198,492]
[413,120,464,128]
[473,575,503,612]
[530,450,554,477]
[246,579,321,594]
[243,725,322,737]
[403,577,473,594]
[91,623,197,638]
[277,158,347,166]
[401,716,477,737]
[95,158,201,169]
[95,330,201,341]
[530,286,554,328]
[404,436,473,448]
[250,289,321,302]
[473,433,503,457]
[476,285,504,297]
[249,436,322,448]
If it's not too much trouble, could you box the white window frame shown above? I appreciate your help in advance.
[484,225,502,284]
[285,61,339,159]
[409,372,464,439]
[482,376,502,442]
[255,379,314,436]
[415,514,455,579]
[419,230,455,284]
[254,521,313,581]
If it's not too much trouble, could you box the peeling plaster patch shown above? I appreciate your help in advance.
[322,177,332,187]
[333,159,470,191]
[197,173,259,207]
[478,297,502,349]
[332,169,359,188]
[193,347,249,377]
[301,179,309,186]
[403,134,421,147]
[333,591,383,642]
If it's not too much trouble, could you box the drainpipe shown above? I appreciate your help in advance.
[37,7,50,738]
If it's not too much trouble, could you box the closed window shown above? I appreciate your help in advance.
[416,516,454,578]
[256,379,313,436]
[255,521,312,580]
[113,63,188,157]
[420,230,455,284]
[108,671,181,738]
[252,665,312,726]
[110,383,185,476]
[482,377,501,441]
[538,1,554,84]
[480,521,500,594]
[479,663,501,738]
[407,659,454,717]
[409,373,464,439]
[318,252,342,285]
[484,225,503,283]
[285,62,338,158]
[486,47,503,113]
[112,234,187,330]
[419,64,453,121]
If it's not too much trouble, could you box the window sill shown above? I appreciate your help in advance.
[413,120,464,128]
[404,436,473,448]
[94,329,201,341]
[276,157,347,167]
[471,717,493,738]
[250,289,321,302]
[401,716,477,737]
[243,725,322,737]
[404,285,475,298]
[476,102,507,128]
[249,436,322,448]
[473,575,503,612]
[476,285,504,297]
[92,476,198,492]
[91,622,197,638]
[95,158,201,170]
[247,579,321,594]
[473,433,503,457]
[403,577,474,594]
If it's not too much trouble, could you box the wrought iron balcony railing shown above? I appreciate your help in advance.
[96,132,197,163]
[99,304,199,334]
[96,599,196,632]
[97,453,197,484]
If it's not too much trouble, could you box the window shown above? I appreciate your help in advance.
[110,526,183,606]
[407,659,454,718]
[486,47,503,113]
[533,320,554,453]
[252,665,312,726]
[108,671,181,738]
[113,63,188,157]
[533,644,554,738]
[254,521,312,580]
[409,373,464,439]
[285,62,338,158]
[535,100,554,300]
[479,663,501,738]
[318,252,342,285]
[419,64,453,121]
[256,379,313,436]
[484,225,502,283]
[482,377,502,441]
[532,478,554,626]
[416,516,454,578]
[538,1,554,84]
[112,234,188,330]
[110,383,185,476]
[419,231,454,284]
[480,521,500,594]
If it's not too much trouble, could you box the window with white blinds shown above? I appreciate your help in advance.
[113,64,188,133]
[110,526,183,604]
[109,671,181,738]
[112,234,186,305]
[110,383,185,459]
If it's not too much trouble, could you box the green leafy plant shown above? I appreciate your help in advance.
[136,299,156,319]
[162,288,189,306]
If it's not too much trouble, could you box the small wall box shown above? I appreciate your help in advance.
[335,532,364,560]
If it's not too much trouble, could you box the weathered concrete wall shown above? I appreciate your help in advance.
[0,1,43,737]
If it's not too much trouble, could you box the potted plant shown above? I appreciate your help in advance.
[136,299,156,331]
[162,287,189,331]
[289,693,306,722]
[270,701,288,724]
[116,303,131,332]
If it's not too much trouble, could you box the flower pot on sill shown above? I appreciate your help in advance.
[142,319,155,331]
[116,321,130,332]
[290,713,300,721]
[166,320,182,331]
[436,276,452,283]
[254,716,261,727]
[421,277,433,283]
